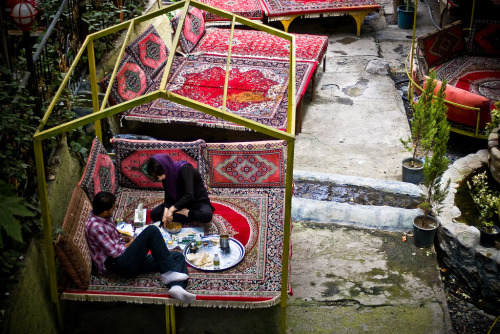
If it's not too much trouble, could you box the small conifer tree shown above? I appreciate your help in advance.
[401,71,439,167]
[418,74,451,222]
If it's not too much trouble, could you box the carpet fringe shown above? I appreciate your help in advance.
[268,11,356,22]
[61,292,280,308]
[124,116,254,132]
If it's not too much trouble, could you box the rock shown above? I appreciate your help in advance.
[366,59,389,74]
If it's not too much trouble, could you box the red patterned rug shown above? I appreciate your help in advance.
[61,187,286,307]
[125,55,316,131]
[200,0,263,22]
[434,55,500,102]
[258,0,380,18]
[193,28,328,65]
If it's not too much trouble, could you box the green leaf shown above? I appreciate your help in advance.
[0,181,35,247]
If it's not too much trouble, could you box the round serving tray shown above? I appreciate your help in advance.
[183,235,245,271]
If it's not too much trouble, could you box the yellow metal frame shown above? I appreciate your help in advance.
[279,9,373,36]
[406,0,486,139]
[33,1,296,333]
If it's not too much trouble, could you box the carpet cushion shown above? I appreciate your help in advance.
[77,138,116,204]
[111,138,207,190]
[200,0,263,22]
[468,20,500,57]
[126,25,169,80]
[204,140,287,188]
[171,6,205,54]
[102,54,153,105]
[425,76,491,129]
[63,186,286,306]
[54,186,93,290]
[417,21,465,67]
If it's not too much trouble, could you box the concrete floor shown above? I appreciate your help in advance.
[65,0,457,333]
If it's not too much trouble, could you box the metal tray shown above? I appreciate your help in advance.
[183,235,245,271]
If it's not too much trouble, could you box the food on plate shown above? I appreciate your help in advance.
[186,252,213,267]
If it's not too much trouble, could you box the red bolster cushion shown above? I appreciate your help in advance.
[424,77,491,129]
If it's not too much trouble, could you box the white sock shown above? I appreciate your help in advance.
[161,271,189,285]
[168,285,196,303]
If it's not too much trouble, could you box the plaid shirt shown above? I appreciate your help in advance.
[85,211,126,274]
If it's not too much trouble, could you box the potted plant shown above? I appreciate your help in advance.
[397,0,415,29]
[467,171,500,248]
[486,102,500,184]
[400,71,439,184]
[413,74,450,248]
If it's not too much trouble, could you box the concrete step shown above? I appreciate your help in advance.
[292,170,423,232]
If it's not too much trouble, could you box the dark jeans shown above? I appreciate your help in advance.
[150,200,214,225]
[105,225,187,288]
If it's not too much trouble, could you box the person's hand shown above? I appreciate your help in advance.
[123,236,135,248]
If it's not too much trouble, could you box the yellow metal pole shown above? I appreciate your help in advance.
[408,0,418,103]
[222,16,236,112]
[100,19,136,111]
[287,36,296,135]
[280,137,295,334]
[87,40,102,141]
[470,0,476,30]
[38,36,90,132]
[33,138,63,331]
[170,305,176,334]
[160,0,191,89]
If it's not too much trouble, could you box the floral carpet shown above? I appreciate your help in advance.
[193,27,328,65]
[61,187,287,307]
[125,54,316,131]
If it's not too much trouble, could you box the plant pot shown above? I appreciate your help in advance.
[397,5,415,29]
[479,225,500,248]
[402,157,424,184]
[413,215,439,248]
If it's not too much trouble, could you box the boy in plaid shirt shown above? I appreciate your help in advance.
[85,191,195,303]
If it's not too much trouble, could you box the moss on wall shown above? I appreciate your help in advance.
[1,239,58,334]
[47,137,84,231]
[1,138,82,334]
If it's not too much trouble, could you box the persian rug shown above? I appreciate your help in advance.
[200,0,263,22]
[258,0,380,19]
[61,187,287,307]
[124,54,316,131]
[192,28,328,65]
[434,55,500,102]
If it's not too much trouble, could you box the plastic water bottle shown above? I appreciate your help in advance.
[213,253,220,269]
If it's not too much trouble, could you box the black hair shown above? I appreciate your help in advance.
[147,158,165,180]
[92,191,116,215]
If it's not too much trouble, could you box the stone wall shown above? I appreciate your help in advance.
[437,149,500,312]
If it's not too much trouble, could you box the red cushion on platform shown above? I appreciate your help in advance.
[171,6,205,54]
[468,20,500,57]
[126,25,169,80]
[417,21,466,67]
[77,138,116,203]
[54,186,93,290]
[425,77,491,129]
